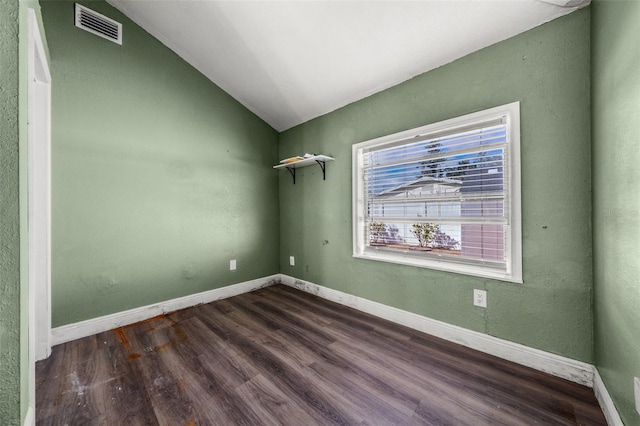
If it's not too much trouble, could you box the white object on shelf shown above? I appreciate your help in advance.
[279,156,304,164]
[273,155,334,170]
[273,155,334,184]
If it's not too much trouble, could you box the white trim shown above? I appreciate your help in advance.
[506,103,522,283]
[51,275,279,346]
[353,252,519,283]
[277,274,592,387]
[352,102,522,284]
[23,406,34,426]
[27,10,52,424]
[593,368,625,426]
[28,8,52,362]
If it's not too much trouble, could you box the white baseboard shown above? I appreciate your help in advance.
[593,368,625,426]
[51,275,279,346]
[23,406,34,426]
[277,274,594,387]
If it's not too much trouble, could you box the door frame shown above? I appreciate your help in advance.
[27,6,52,419]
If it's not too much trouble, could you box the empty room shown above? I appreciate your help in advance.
[1,0,639,424]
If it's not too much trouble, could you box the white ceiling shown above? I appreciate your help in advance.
[106,0,589,132]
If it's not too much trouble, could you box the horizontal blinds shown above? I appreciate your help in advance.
[363,123,509,267]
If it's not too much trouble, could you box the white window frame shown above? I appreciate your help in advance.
[352,102,522,283]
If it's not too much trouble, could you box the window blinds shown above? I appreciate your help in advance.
[362,123,510,268]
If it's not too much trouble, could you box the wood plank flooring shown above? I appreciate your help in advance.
[36,284,607,425]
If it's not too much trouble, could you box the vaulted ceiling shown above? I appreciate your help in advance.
[106,0,589,131]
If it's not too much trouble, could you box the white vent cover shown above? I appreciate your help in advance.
[75,3,122,45]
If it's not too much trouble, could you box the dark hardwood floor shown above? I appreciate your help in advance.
[36,284,607,425]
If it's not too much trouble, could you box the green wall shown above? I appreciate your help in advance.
[0,0,22,423]
[7,1,636,423]
[40,0,280,327]
[592,1,640,424]
[5,1,638,424]
[279,9,593,361]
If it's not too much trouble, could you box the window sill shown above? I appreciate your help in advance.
[353,251,523,284]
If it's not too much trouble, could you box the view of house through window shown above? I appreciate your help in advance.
[353,103,522,282]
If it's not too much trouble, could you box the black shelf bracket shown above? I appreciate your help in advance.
[286,167,296,184]
[315,160,327,180]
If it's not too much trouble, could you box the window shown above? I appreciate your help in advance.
[352,102,522,283]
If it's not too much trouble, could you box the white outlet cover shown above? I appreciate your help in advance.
[289,256,295,266]
[635,377,640,415]
[473,289,487,308]
[230,259,236,271]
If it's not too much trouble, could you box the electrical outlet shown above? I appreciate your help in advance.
[289,256,295,266]
[229,259,236,271]
[635,377,640,415]
[473,289,487,308]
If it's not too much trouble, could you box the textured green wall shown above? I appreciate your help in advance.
[0,0,21,423]
[279,9,592,361]
[41,0,279,327]
[592,1,640,424]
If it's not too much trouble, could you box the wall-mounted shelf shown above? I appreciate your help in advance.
[273,155,334,184]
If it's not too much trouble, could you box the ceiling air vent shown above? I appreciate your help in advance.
[75,3,122,45]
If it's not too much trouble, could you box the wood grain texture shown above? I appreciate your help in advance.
[36,284,607,425]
